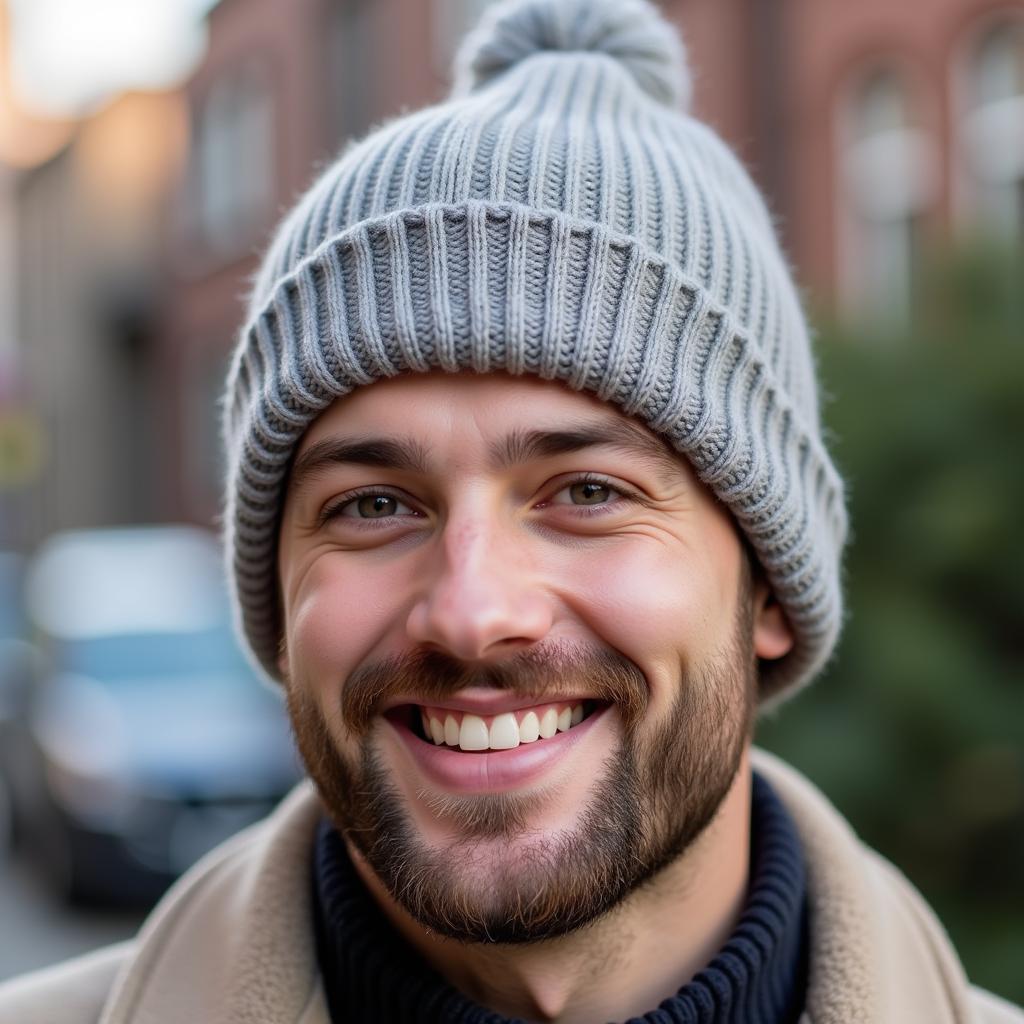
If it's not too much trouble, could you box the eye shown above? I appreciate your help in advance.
[545,474,634,513]
[322,488,419,524]
[561,479,613,505]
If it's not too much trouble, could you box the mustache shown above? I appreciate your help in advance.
[340,640,649,736]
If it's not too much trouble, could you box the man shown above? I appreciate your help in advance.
[1,0,1019,1021]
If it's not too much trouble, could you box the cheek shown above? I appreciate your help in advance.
[558,540,732,704]
[287,552,405,686]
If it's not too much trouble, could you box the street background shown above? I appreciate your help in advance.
[1,0,1022,1002]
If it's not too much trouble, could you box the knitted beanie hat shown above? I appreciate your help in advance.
[222,0,848,705]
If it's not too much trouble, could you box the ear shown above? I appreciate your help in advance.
[752,578,795,661]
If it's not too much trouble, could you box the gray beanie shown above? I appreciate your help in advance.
[222,0,848,705]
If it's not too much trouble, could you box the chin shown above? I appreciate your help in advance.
[287,636,756,944]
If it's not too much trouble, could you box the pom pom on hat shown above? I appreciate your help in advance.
[452,0,692,111]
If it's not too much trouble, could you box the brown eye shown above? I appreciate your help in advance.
[544,476,631,514]
[569,480,611,505]
[353,494,399,518]
[328,491,416,522]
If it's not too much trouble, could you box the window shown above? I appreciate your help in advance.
[838,67,938,327]
[190,57,274,261]
[961,19,1024,243]
[327,0,374,145]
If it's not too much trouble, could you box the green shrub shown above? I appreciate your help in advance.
[757,242,1024,1004]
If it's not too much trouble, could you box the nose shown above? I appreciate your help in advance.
[405,509,553,662]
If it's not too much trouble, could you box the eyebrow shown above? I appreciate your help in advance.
[287,417,687,496]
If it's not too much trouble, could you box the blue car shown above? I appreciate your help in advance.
[9,526,302,906]
[0,549,30,851]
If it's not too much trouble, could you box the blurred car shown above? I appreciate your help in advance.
[0,550,30,851]
[8,525,301,906]
[0,550,26,642]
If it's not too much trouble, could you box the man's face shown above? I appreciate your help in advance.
[277,371,789,943]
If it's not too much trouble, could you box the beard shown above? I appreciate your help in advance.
[287,583,757,945]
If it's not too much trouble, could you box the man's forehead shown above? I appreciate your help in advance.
[290,371,694,490]
[304,370,603,431]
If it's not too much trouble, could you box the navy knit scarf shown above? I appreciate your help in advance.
[313,772,808,1023]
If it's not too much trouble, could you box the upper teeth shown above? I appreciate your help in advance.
[419,703,587,752]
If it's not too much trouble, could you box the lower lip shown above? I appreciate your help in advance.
[385,706,611,794]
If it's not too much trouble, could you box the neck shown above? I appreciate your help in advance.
[347,751,753,1023]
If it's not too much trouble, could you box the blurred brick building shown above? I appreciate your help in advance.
[5,88,187,542]
[5,0,1024,540]
[671,0,1024,322]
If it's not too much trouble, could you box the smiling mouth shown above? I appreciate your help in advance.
[386,700,604,753]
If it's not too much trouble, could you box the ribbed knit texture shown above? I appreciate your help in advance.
[313,772,808,1024]
[221,0,848,703]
